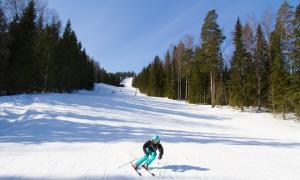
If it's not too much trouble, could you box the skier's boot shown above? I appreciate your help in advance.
[142,164,148,170]
[132,163,138,170]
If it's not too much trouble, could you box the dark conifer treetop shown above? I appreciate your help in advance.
[0,0,125,95]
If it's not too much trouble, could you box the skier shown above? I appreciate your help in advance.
[132,135,164,170]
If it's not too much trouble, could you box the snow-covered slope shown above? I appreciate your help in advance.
[1,78,300,180]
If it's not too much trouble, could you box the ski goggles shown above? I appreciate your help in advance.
[153,140,160,143]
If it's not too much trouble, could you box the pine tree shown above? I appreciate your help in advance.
[201,10,225,107]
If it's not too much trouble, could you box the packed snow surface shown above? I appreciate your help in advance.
[1,78,300,180]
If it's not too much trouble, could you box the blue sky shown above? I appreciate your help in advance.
[47,0,299,73]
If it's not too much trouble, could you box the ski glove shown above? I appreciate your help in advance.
[158,155,162,160]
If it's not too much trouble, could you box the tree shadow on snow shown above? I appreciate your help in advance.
[0,176,137,180]
[154,165,210,172]
[1,84,300,148]
[1,114,299,148]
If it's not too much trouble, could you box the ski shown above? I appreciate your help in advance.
[141,166,155,176]
[131,162,142,176]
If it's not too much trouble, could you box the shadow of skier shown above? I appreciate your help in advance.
[153,165,210,172]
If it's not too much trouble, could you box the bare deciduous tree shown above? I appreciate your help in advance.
[262,8,275,41]
[2,0,28,20]
[262,8,275,111]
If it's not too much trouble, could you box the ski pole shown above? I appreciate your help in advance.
[118,158,138,169]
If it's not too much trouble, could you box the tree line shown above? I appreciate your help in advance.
[133,1,300,118]
[94,67,135,87]
[0,0,124,95]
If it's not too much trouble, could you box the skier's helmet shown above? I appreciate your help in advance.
[151,135,160,142]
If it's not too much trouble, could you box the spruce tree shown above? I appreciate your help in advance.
[43,20,61,92]
[21,0,37,92]
[148,56,164,97]
[269,0,294,117]
[0,6,8,94]
[197,47,210,104]
[254,24,270,110]
[85,57,95,90]
[56,20,77,92]
[6,0,37,94]
[172,46,179,99]
[243,48,256,107]
[242,22,256,107]
[134,65,150,93]
[270,29,289,117]
[164,50,173,98]
[142,65,150,93]
[188,59,199,103]
[0,1,100,95]
[34,13,46,91]
[229,18,247,110]
[188,47,203,103]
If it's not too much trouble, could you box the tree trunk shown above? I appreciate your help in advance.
[185,76,188,102]
[171,61,174,99]
[44,52,50,92]
[210,71,215,108]
[177,73,179,100]
[258,77,261,110]
[269,45,275,113]
[203,73,206,103]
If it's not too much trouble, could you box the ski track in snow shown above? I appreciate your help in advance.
[0,78,300,180]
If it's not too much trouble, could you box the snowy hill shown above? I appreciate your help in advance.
[1,78,300,180]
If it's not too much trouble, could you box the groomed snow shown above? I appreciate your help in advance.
[0,78,300,180]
